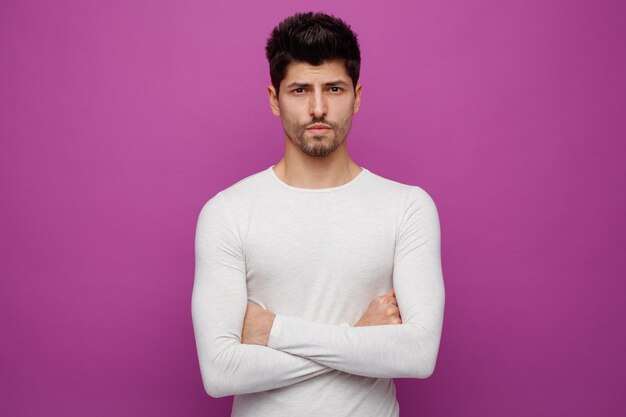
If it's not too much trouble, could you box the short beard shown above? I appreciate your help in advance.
[285,117,347,158]
[299,135,341,157]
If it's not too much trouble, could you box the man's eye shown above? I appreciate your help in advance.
[293,88,305,93]
[329,86,343,93]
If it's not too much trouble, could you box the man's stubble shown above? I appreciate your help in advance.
[283,116,351,158]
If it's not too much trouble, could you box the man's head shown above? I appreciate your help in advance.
[265,12,363,158]
[265,12,361,95]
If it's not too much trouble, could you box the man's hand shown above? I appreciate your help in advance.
[355,288,402,326]
[241,288,400,345]
[241,302,275,346]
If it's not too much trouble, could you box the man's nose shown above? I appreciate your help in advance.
[309,91,327,118]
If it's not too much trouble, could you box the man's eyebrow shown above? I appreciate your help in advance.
[323,80,350,87]
[285,82,310,88]
[285,80,351,88]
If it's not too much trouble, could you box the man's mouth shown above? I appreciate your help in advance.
[306,123,332,133]
[307,123,331,130]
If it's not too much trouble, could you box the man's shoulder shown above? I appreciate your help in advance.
[219,166,271,197]
[365,169,434,202]
[199,166,272,212]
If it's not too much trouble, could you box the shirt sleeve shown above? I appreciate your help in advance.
[266,187,445,379]
[191,192,334,398]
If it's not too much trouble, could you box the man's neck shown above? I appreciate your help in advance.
[272,154,362,190]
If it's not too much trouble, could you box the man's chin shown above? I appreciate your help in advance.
[300,141,340,157]
[302,149,334,158]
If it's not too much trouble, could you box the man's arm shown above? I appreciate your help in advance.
[191,192,334,398]
[264,187,445,379]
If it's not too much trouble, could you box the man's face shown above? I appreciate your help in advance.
[268,60,362,158]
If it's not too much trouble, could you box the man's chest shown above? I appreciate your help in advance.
[241,203,398,321]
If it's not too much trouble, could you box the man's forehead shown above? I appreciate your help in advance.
[282,60,351,83]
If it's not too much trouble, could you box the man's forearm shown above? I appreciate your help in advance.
[265,311,443,379]
[194,331,334,398]
[192,282,336,397]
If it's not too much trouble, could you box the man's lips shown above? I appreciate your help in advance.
[307,124,330,130]
[306,124,332,132]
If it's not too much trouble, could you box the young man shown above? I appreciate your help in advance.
[191,12,445,417]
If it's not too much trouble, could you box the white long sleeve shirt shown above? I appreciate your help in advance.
[191,165,445,417]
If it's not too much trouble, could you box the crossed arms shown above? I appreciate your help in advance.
[191,189,445,398]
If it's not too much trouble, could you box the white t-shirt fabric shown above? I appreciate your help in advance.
[191,165,445,417]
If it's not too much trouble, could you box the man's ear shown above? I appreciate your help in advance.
[353,82,362,114]
[268,85,280,116]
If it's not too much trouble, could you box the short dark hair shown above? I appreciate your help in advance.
[265,12,361,94]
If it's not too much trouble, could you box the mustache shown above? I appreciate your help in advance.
[306,117,336,128]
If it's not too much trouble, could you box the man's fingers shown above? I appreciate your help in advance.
[386,305,399,315]
[380,295,397,306]
[377,291,398,306]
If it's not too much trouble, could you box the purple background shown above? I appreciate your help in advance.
[1,0,624,416]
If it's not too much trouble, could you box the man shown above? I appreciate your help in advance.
[191,11,445,417]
